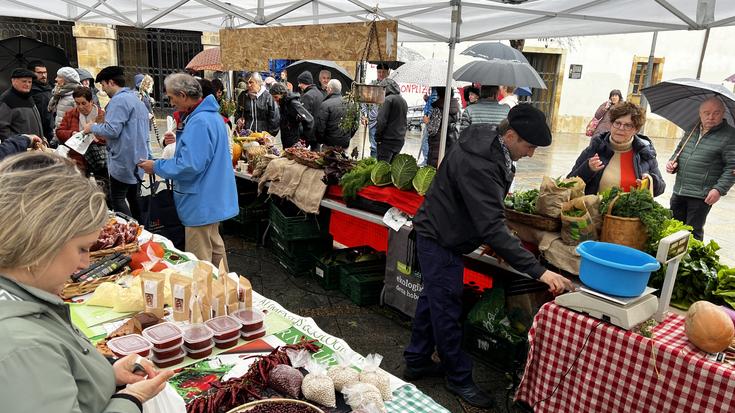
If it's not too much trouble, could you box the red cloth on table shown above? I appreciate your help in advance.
[515,302,735,413]
[329,208,388,251]
[327,185,424,216]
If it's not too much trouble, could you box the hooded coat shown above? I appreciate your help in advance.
[277,92,314,148]
[315,91,354,148]
[76,68,100,106]
[30,79,54,138]
[154,95,238,227]
[235,87,280,136]
[375,78,408,153]
[0,87,45,139]
[49,82,81,130]
[300,84,324,119]
[413,123,546,279]
[0,275,141,413]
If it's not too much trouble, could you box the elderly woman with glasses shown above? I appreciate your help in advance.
[568,101,665,196]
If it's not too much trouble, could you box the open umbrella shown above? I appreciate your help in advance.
[285,60,353,91]
[725,73,735,83]
[641,78,735,131]
[453,59,546,89]
[460,42,529,64]
[369,46,426,70]
[0,35,69,90]
[186,47,222,71]
[389,59,457,87]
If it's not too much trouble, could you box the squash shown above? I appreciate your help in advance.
[231,141,243,166]
[685,301,735,353]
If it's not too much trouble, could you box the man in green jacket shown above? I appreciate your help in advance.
[666,97,735,240]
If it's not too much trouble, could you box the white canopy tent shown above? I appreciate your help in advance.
[3,0,733,161]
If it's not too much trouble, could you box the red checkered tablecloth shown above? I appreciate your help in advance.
[515,302,735,412]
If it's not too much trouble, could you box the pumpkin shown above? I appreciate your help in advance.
[231,141,243,166]
[685,301,735,353]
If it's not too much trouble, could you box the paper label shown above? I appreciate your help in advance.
[173,284,185,313]
[315,267,325,278]
[144,280,158,308]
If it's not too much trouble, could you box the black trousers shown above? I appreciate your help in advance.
[670,193,712,241]
[109,176,141,221]
[376,143,399,163]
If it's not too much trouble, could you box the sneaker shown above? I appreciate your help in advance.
[402,361,445,381]
[444,380,496,409]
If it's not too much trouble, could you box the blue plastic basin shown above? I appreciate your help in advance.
[576,241,661,297]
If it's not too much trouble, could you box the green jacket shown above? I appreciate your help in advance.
[0,276,141,413]
[670,120,735,199]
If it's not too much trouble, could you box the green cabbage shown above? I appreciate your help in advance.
[412,166,437,195]
[370,161,392,186]
[390,154,419,190]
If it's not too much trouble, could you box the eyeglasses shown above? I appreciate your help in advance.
[612,120,635,131]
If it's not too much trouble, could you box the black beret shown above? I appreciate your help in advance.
[297,71,313,85]
[11,68,35,79]
[95,66,125,83]
[376,63,390,70]
[508,104,552,147]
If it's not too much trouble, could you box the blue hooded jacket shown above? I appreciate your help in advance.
[153,95,238,227]
[90,87,150,184]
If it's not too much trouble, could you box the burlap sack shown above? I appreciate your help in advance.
[536,176,587,218]
[560,197,598,245]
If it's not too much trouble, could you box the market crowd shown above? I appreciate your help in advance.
[1,59,734,412]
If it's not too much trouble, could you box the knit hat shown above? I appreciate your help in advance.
[57,67,80,83]
[76,68,94,82]
[11,68,35,79]
[134,73,145,88]
[507,104,552,147]
[95,66,125,83]
[297,71,313,86]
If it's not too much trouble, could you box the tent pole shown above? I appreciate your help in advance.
[438,1,460,166]
[639,31,658,117]
[696,28,710,80]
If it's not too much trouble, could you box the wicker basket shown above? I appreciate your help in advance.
[600,195,648,250]
[226,398,324,413]
[90,242,139,259]
[61,272,125,299]
[504,207,561,232]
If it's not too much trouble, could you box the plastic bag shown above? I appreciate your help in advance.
[342,382,385,412]
[466,287,525,345]
[358,354,391,401]
[301,359,336,407]
[142,383,186,413]
[327,352,359,392]
[268,364,303,398]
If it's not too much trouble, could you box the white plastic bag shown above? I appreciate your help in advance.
[142,383,186,413]
[301,359,336,407]
[358,353,391,401]
[327,352,359,392]
[342,382,385,412]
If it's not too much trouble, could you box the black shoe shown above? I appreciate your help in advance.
[403,362,445,381]
[444,380,496,409]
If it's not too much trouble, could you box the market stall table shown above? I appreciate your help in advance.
[515,302,735,413]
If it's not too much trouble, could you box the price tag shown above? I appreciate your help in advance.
[315,267,324,278]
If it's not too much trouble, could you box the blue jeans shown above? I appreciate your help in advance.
[404,234,473,386]
[418,125,430,166]
[369,124,377,158]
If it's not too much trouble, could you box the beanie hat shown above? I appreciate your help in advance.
[507,104,552,147]
[134,73,145,88]
[57,67,80,83]
[297,71,313,85]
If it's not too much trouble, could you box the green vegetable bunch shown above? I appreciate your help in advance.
[554,176,577,189]
[391,153,419,190]
[504,189,539,214]
[601,187,671,239]
[563,208,586,217]
[714,267,735,308]
[340,157,378,198]
[413,166,437,195]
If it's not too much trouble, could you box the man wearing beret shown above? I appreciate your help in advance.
[403,104,573,408]
[0,68,45,140]
[83,66,150,220]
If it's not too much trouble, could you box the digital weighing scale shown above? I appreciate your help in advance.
[555,230,691,330]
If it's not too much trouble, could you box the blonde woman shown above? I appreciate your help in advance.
[0,152,173,412]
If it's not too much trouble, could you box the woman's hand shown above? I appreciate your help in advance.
[118,370,175,405]
[163,131,176,146]
[666,160,678,174]
[588,153,605,172]
[113,354,158,386]
[539,270,575,295]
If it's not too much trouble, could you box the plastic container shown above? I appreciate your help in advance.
[231,309,265,332]
[213,335,240,349]
[183,324,214,350]
[205,316,241,341]
[107,334,152,358]
[241,325,266,341]
[142,322,183,349]
[184,342,215,359]
[577,241,661,297]
[150,347,186,368]
[152,344,184,360]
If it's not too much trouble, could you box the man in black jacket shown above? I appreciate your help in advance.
[315,79,354,148]
[28,61,54,140]
[269,83,314,148]
[375,78,407,162]
[0,68,45,140]
[403,105,573,409]
[0,134,43,161]
[298,71,323,120]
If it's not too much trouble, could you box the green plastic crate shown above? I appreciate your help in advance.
[462,323,528,373]
[270,236,317,277]
[313,246,386,290]
[269,201,330,241]
[339,270,385,306]
[269,231,333,258]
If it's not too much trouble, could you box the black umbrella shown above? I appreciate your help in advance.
[285,60,353,91]
[453,59,546,89]
[460,42,530,64]
[0,36,70,91]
